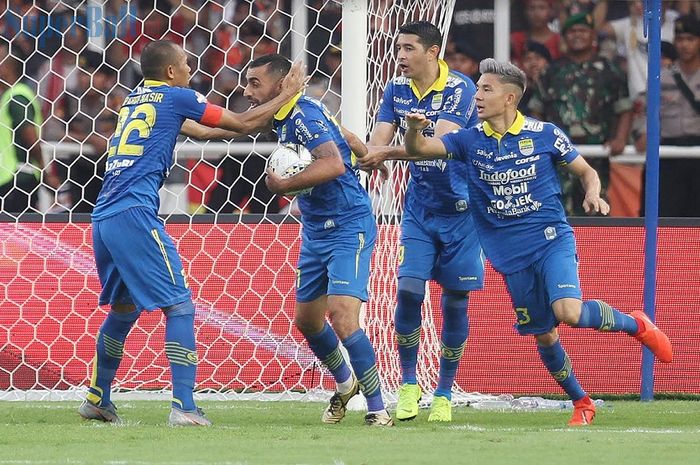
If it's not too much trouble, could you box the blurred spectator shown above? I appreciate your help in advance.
[450,0,495,60]
[529,12,632,216]
[314,43,341,115]
[662,40,680,67]
[631,41,680,152]
[38,18,88,118]
[511,0,561,65]
[518,40,551,113]
[0,38,58,213]
[558,0,618,28]
[444,43,480,82]
[599,1,678,101]
[60,59,119,213]
[650,15,700,217]
[674,1,700,18]
[306,0,341,72]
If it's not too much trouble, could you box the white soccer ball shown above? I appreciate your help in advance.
[267,144,313,196]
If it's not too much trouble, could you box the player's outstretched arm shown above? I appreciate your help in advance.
[341,125,389,179]
[566,155,610,215]
[359,123,398,170]
[217,62,307,134]
[180,119,243,141]
[265,141,345,194]
[404,113,448,160]
[340,125,368,159]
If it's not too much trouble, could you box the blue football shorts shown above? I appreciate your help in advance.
[398,206,484,292]
[296,214,377,303]
[503,234,582,335]
[93,207,191,311]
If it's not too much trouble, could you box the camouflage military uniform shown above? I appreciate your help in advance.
[529,55,632,215]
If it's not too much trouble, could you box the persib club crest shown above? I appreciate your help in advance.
[518,138,534,156]
[431,93,443,110]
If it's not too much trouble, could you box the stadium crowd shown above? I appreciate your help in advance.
[0,0,698,216]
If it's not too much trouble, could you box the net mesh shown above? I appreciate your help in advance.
[0,1,697,403]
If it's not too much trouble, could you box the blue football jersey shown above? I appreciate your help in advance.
[376,60,478,214]
[441,112,580,274]
[272,94,372,235]
[92,80,213,220]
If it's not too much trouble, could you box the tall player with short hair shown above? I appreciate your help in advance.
[401,58,672,426]
[79,40,305,426]
[359,21,483,422]
[245,53,393,426]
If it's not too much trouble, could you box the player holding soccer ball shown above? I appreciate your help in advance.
[79,40,305,426]
[246,54,393,426]
[359,21,483,422]
[401,58,672,426]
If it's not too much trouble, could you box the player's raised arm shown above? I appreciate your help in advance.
[180,119,243,141]
[265,141,345,194]
[403,113,448,160]
[566,155,610,216]
[215,61,306,134]
[340,125,368,159]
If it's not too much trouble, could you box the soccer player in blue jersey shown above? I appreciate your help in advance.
[244,54,393,426]
[78,40,306,426]
[400,58,672,426]
[358,21,484,422]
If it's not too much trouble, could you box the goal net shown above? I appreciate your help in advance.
[3,1,691,404]
[0,0,474,404]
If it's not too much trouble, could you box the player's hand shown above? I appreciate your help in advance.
[265,168,289,194]
[405,112,429,131]
[583,194,610,216]
[358,146,388,171]
[377,162,390,181]
[605,137,627,156]
[281,61,308,97]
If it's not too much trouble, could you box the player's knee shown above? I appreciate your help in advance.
[163,300,195,318]
[327,302,361,340]
[109,305,140,323]
[111,303,137,314]
[294,312,323,336]
[535,328,559,347]
[552,298,583,326]
[397,277,426,306]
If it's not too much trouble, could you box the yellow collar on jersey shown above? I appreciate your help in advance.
[274,92,303,121]
[144,80,169,87]
[483,111,526,141]
[410,59,449,100]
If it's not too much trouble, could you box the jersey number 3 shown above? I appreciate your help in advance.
[108,103,157,157]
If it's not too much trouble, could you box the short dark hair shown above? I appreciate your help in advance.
[140,40,180,80]
[248,54,291,79]
[398,21,443,50]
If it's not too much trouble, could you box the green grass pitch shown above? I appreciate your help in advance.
[0,400,698,464]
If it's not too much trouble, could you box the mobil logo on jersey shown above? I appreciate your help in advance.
[493,181,528,196]
[478,164,537,185]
